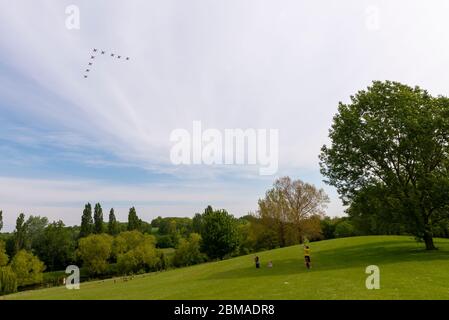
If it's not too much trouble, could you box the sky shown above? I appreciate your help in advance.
[1,0,449,231]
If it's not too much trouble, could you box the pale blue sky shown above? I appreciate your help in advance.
[1,0,449,231]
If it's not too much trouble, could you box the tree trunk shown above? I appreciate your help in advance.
[423,231,436,250]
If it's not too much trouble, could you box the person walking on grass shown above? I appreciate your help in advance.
[304,245,311,269]
[255,256,260,269]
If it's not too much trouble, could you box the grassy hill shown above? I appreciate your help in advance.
[4,235,449,300]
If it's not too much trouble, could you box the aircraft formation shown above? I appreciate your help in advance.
[83,48,130,78]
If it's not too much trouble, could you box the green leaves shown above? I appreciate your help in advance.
[114,231,159,274]
[320,81,449,249]
[35,220,75,271]
[173,233,206,267]
[0,241,8,267]
[80,203,93,238]
[10,250,45,287]
[108,208,119,236]
[94,203,104,234]
[127,207,141,231]
[199,206,239,260]
[77,234,113,276]
[0,266,18,295]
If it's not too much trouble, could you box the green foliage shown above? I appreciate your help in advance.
[346,184,406,235]
[139,221,154,234]
[199,206,239,260]
[0,240,8,266]
[320,81,449,250]
[80,203,93,238]
[158,217,192,237]
[173,233,206,267]
[115,232,159,274]
[155,250,170,270]
[156,234,177,248]
[34,221,75,271]
[93,203,104,234]
[236,220,255,255]
[113,230,147,257]
[334,220,356,238]
[13,213,26,254]
[151,216,163,228]
[10,250,45,287]
[108,208,119,236]
[18,215,49,254]
[77,234,113,276]
[158,219,177,235]
[0,210,3,232]
[127,207,141,231]
[433,220,449,238]
[0,266,18,295]
[237,215,279,253]
[42,270,67,287]
[320,217,338,239]
[192,213,202,234]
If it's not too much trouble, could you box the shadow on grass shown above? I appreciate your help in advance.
[203,238,449,280]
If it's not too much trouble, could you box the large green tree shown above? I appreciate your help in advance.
[0,210,3,232]
[35,221,75,271]
[94,203,104,234]
[319,81,449,250]
[127,207,141,231]
[23,215,48,251]
[10,250,45,287]
[77,234,113,276]
[80,203,93,238]
[7,214,47,256]
[115,233,159,274]
[112,231,147,257]
[199,206,239,260]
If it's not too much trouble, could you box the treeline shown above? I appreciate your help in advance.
[0,177,334,295]
[0,208,338,296]
[3,175,441,295]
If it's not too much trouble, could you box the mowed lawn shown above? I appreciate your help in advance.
[4,235,449,300]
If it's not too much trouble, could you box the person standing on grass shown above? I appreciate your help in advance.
[304,245,311,269]
[255,256,260,269]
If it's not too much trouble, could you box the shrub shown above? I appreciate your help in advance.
[10,250,45,287]
[77,234,113,276]
[199,206,239,260]
[334,221,356,238]
[116,234,160,274]
[0,266,18,295]
[42,270,66,287]
[113,231,152,258]
[173,233,206,267]
[0,240,8,267]
[156,234,176,248]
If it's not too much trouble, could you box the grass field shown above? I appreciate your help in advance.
[3,235,449,300]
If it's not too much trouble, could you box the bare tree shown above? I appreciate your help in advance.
[258,177,329,244]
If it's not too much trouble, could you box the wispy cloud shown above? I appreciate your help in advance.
[2,0,449,228]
